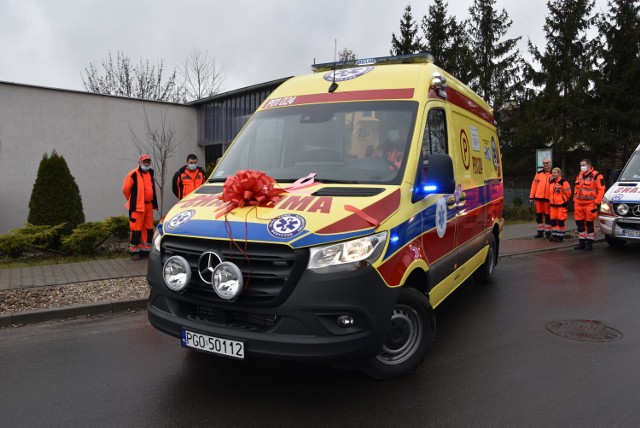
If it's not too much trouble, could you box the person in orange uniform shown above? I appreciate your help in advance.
[172,154,207,200]
[546,167,571,242]
[122,154,158,260]
[529,158,552,238]
[573,159,605,251]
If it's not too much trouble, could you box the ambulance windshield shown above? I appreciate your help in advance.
[618,150,640,181]
[211,101,417,185]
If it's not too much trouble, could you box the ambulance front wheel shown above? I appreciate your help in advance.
[605,234,625,247]
[364,287,435,380]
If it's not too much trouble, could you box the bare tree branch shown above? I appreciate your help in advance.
[178,47,226,101]
[82,51,184,102]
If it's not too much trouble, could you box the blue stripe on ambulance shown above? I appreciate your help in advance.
[164,219,374,248]
[383,184,498,259]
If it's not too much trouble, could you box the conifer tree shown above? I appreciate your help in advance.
[466,0,524,109]
[28,150,85,233]
[421,0,473,83]
[526,0,597,170]
[594,0,640,164]
[390,5,422,56]
[421,0,452,64]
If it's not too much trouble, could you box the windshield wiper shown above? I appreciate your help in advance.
[312,178,359,184]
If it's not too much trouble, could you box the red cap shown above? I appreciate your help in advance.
[139,153,151,162]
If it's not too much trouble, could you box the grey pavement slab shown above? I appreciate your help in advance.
[0,258,148,291]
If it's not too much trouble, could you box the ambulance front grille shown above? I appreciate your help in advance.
[612,203,640,218]
[161,236,308,306]
[195,185,224,194]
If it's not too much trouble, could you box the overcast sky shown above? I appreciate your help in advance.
[0,0,609,94]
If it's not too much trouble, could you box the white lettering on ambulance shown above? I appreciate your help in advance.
[264,97,297,108]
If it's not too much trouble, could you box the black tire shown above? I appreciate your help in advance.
[474,233,497,284]
[605,234,626,247]
[364,287,435,380]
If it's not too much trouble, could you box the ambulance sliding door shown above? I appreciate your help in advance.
[449,109,489,270]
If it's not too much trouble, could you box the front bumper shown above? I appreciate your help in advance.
[146,249,400,363]
[598,215,640,240]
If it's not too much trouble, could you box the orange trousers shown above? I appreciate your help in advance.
[549,206,568,239]
[535,200,551,233]
[574,203,597,241]
[129,203,155,254]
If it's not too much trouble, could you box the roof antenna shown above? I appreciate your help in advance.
[328,38,339,93]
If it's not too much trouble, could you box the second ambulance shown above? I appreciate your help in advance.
[147,53,504,379]
[599,143,640,245]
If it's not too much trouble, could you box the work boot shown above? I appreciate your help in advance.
[131,253,141,260]
[584,240,593,251]
[556,236,564,243]
[574,239,586,250]
[535,231,544,238]
[545,231,552,240]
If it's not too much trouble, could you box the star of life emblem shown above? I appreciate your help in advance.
[165,210,196,231]
[323,66,373,82]
[268,214,306,239]
[436,198,447,238]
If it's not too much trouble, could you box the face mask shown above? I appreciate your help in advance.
[187,164,197,171]
[140,165,150,172]
[580,165,588,172]
[387,130,400,143]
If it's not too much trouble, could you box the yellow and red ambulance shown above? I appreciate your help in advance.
[147,53,504,379]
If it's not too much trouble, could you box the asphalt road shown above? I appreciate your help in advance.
[1,242,639,427]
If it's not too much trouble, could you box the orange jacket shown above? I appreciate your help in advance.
[530,170,551,201]
[172,166,207,199]
[123,167,158,216]
[573,168,605,205]
[546,177,571,207]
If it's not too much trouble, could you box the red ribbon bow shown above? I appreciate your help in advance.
[215,170,285,218]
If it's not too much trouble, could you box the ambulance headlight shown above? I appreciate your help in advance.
[616,203,629,216]
[599,199,613,215]
[163,256,191,292]
[212,262,243,300]
[307,232,387,273]
[152,227,162,252]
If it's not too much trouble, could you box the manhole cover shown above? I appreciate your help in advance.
[546,320,622,342]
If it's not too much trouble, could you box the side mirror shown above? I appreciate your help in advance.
[412,153,455,202]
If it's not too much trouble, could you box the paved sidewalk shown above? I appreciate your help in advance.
[0,258,148,291]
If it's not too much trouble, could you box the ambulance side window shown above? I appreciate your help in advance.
[422,108,447,156]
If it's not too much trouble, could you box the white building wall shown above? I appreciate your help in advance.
[0,82,200,234]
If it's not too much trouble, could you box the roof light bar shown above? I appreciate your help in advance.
[312,52,434,72]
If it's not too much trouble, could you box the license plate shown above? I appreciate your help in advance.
[621,229,640,238]
[181,329,244,359]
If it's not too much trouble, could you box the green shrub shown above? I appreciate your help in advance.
[512,195,523,206]
[503,203,535,221]
[0,233,31,258]
[28,150,85,234]
[0,217,131,259]
[104,216,130,240]
[0,223,66,258]
[61,222,110,255]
